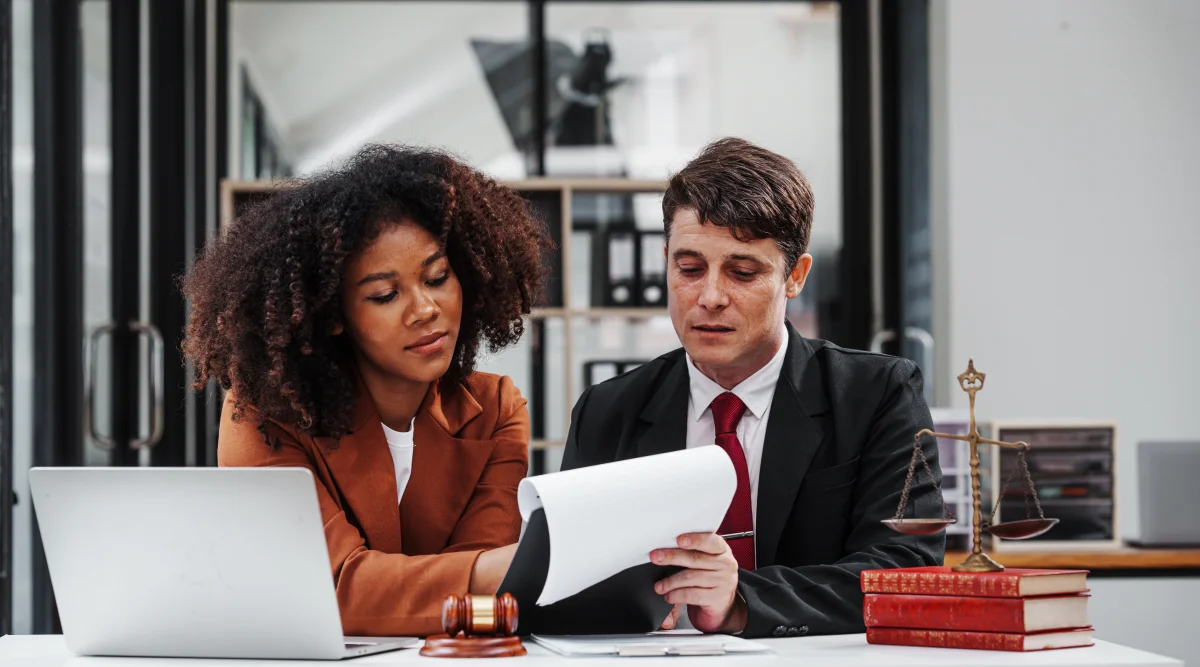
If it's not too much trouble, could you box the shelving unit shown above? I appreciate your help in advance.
[220,178,672,460]
[989,420,1120,551]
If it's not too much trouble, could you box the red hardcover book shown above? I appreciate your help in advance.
[860,566,1088,598]
[863,593,1090,633]
[866,626,1095,652]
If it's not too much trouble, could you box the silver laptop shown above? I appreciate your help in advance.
[28,467,418,660]
[1134,441,1200,547]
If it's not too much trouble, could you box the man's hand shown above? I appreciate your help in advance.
[651,532,747,634]
[659,604,682,630]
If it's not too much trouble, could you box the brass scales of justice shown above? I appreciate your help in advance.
[882,360,1058,572]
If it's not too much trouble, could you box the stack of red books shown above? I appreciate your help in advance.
[860,566,1093,652]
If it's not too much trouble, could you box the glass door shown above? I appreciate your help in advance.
[81,0,152,469]
[2,0,18,639]
[17,0,207,634]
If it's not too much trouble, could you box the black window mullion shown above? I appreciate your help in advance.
[110,0,140,467]
[31,0,84,634]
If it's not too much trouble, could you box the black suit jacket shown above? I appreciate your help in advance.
[561,323,946,639]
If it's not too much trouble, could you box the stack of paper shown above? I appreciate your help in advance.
[532,632,772,657]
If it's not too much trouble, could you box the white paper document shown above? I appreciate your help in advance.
[532,631,772,657]
[516,445,736,606]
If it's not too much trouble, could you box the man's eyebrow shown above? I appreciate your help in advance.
[725,254,769,267]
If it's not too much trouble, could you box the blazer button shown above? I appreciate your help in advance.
[786,628,800,637]
[773,626,787,638]
[798,625,809,636]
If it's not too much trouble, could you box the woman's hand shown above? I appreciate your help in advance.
[469,543,518,594]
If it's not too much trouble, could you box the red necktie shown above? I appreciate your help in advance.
[710,392,755,570]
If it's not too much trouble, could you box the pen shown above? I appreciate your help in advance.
[719,531,754,541]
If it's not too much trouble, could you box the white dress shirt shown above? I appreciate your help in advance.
[685,338,788,528]
[381,420,416,505]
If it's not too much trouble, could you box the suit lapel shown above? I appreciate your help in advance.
[319,386,403,554]
[319,377,489,556]
[756,325,830,567]
[399,381,491,555]
[634,355,689,459]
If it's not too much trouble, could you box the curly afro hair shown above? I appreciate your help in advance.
[183,144,550,441]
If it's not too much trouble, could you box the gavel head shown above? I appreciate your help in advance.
[441,593,519,638]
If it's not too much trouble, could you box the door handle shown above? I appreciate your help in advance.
[84,322,119,451]
[129,320,164,450]
[871,327,936,405]
[904,326,934,377]
[870,327,933,365]
[869,329,897,353]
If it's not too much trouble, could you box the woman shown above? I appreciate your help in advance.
[182,145,548,637]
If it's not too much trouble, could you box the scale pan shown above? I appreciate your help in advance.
[882,518,956,535]
[987,518,1058,540]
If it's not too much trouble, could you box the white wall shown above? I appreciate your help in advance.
[933,0,1200,662]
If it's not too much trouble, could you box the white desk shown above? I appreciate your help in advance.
[0,634,1181,667]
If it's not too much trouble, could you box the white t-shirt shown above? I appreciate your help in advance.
[381,420,415,505]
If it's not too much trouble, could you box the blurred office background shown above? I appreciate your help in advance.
[2,0,1197,662]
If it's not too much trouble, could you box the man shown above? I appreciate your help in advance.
[561,137,945,639]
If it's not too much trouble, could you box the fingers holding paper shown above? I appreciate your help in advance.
[650,532,746,634]
[659,604,682,630]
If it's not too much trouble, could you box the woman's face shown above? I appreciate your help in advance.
[338,219,462,385]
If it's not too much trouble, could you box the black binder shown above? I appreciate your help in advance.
[496,508,679,636]
[605,228,637,307]
[638,231,666,307]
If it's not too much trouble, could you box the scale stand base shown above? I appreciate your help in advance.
[952,551,1004,573]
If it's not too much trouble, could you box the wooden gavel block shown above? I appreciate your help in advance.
[419,593,526,658]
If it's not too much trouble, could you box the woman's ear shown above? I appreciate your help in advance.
[331,320,344,336]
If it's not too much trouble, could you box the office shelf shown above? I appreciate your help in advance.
[990,421,1120,551]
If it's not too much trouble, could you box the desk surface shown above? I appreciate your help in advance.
[0,634,1181,667]
[945,549,1200,570]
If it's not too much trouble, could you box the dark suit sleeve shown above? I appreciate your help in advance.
[738,360,945,638]
[560,386,593,472]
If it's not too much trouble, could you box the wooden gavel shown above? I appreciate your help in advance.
[421,593,525,658]
[441,593,520,638]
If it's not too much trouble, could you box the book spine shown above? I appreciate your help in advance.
[860,570,1021,597]
[863,594,1026,632]
[867,627,1026,652]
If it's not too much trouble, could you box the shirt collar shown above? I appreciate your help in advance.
[686,334,789,422]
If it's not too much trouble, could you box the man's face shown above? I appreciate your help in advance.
[666,208,811,385]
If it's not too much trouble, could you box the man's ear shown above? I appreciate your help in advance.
[785,254,813,299]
